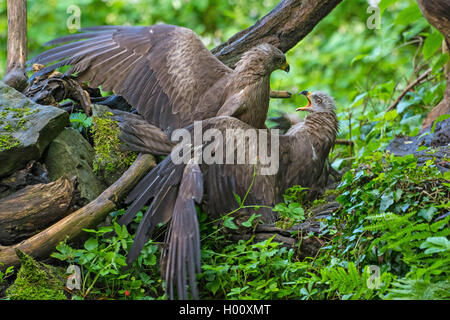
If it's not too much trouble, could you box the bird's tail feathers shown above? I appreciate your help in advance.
[120,153,204,300]
[162,160,203,299]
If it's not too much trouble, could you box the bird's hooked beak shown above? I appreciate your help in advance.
[280,61,290,73]
[296,91,312,111]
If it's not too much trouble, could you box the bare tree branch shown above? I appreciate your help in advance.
[6,0,27,72]
[212,0,343,67]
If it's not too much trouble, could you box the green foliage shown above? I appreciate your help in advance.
[274,186,307,229]
[333,152,449,300]
[200,237,312,299]
[51,209,163,300]
[0,264,14,284]
[386,278,450,300]
[69,112,93,133]
[318,263,392,300]
[2,0,447,300]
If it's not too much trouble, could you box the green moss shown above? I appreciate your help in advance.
[6,250,67,300]
[0,134,21,151]
[91,112,137,184]
[0,106,39,134]
[275,218,296,230]
[310,198,327,209]
[323,189,340,197]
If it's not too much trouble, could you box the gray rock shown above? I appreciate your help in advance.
[0,81,69,177]
[386,117,450,172]
[44,127,106,202]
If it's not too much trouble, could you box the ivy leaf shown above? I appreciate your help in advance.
[241,213,260,228]
[380,191,394,212]
[383,110,398,122]
[418,207,437,222]
[206,280,221,295]
[114,222,124,238]
[223,216,238,230]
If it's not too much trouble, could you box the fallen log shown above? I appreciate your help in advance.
[0,153,155,269]
[0,176,74,245]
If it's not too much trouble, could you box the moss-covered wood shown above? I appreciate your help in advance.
[6,250,66,300]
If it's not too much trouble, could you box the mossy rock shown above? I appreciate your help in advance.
[0,81,69,177]
[6,250,67,300]
[44,127,106,202]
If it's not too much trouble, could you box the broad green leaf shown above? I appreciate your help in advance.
[379,0,397,13]
[420,237,450,254]
[84,237,98,251]
[423,30,444,60]
[394,5,422,25]
[383,110,398,122]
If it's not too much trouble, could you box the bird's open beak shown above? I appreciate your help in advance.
[296,91,312,111]
[280,62,290,73]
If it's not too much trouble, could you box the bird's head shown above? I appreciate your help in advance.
[296,91,336,113]
[237,43,290,75]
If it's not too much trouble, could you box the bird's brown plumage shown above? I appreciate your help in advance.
[29,25,289,137]
[116,91,339,299]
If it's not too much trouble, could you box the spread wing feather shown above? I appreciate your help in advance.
[28,25,233,133]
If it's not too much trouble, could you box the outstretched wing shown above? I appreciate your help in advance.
[28,25,233,134]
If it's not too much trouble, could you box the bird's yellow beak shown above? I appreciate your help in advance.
[280,62,290,73]
[296,91,312,111]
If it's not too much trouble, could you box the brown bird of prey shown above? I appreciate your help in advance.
[116,91,339,299]
[28,25,290,150]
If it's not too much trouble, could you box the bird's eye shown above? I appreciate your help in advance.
[316,98,322,104]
